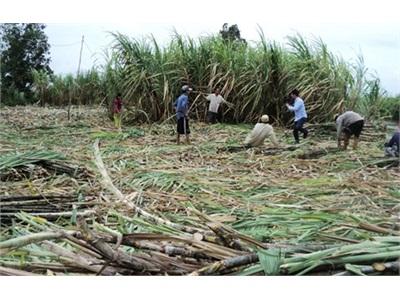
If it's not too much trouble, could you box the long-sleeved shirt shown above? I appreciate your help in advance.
[174,94,189,119]
[336,111,364,139]
[113,97,122,113]
[287,97,307,121]
[244,123,279,147]
[206,94,227,113]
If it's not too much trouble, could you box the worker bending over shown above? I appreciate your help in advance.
[244,115,279,147]
[335,111,364,150]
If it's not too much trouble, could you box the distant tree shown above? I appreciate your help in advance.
[0,23,52,104]
[219,23,246,44]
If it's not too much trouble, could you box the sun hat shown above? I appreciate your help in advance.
[260,115,269,123]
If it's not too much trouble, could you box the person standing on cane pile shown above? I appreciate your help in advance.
[205,87,231,124]
[286,89,308,144]
[112,93,123,131]
[244,114,279,147]
[334,111,364,150]
[174,85,192,145]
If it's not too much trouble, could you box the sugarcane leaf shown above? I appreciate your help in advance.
[295,261,322,275]
[235,264,264,276]
[77,193,84,202]
[257,248,282,275]
[70,205,77,225]
[345,264,366,276]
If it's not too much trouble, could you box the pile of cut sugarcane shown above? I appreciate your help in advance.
[1,212,399,275]
[1,106,399,276]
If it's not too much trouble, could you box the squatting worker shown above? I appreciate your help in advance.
[384,121,400,157]
[206,88,231,124]
[286,89,308,143]
[112,93,123,131]
[174,85,192,145]
[244,115,279,147]
[335,111,364,150]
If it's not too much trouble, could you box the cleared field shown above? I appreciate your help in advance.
[0,106,399,275]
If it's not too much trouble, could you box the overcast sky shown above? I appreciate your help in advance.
[3,0,400,95]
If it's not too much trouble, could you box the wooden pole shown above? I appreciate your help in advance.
[77,35,84,114]
[77,35,84,77]
[68,35,84,121]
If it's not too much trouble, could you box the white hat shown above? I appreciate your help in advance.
[181,85,193,92]
[260,115,269,123]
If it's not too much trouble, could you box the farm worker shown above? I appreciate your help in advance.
[244,115,279,147]
[205,87,231,124]
[112,93,123,131]
[335,111,364,150]
[286,89,308,143]
[384,122,400,157]
[174,85,192,145]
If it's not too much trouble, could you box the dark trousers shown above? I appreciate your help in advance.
[343,120,364,138]
[177,117,190,134]
[293,117,308,142]
[207,111,218,124]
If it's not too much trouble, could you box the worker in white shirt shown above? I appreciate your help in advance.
[286,89,308,144]
[206,88,231,124]
[244,115,279,147]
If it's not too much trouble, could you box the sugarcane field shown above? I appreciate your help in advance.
[1,20,400,278]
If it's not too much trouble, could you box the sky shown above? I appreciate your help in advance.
[2,0,400,95]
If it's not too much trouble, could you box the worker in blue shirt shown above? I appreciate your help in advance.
[286,89,309,143]
[174,85,192,145]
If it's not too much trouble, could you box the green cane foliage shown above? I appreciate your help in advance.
[257,248,283,275]
[21,31,386,124]
[108,32,384,124]
[0,150,65,172]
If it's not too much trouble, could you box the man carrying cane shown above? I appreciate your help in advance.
[174,85,192,145]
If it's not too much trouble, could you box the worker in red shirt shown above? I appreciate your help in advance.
[112,93,123,131]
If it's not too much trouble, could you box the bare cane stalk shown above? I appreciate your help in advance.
[92,139,204,235]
